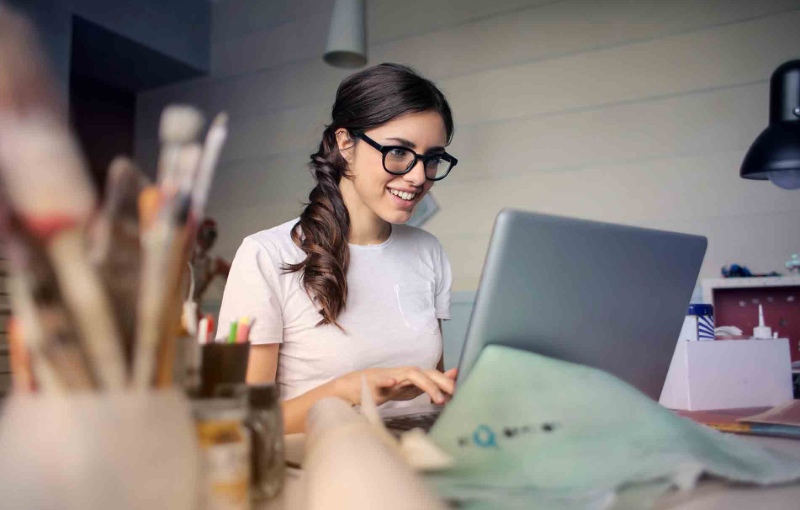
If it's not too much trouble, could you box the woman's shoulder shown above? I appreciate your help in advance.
[238,218,302,260]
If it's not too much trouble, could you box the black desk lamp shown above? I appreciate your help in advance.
[740,60,800,189]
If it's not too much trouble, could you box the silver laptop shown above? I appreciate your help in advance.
[381,209,707,432]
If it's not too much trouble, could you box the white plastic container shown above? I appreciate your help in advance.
[660,338,794,411]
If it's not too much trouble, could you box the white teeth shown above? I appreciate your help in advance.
[389,188,416,201]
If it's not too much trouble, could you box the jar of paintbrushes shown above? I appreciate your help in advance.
[0,7,231,510]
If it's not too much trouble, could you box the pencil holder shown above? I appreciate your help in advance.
[199,342,250,397]
[0,388,199,510]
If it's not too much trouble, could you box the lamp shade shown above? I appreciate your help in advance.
[323,0,367,69]
[740,60,800,189]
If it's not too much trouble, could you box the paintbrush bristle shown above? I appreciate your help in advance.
[0,113,95,224]
[211,112,229,129]
[0,5,63,117]
[159,105,205,145]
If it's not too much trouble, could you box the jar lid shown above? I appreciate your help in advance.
[192,397,247,421]
[687,303,713,316]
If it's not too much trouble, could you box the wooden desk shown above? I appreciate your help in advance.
[261,433,800,510]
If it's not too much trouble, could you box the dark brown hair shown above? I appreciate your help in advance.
[283,63,454,328]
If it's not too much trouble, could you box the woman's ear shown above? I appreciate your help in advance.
[335,129,355,163]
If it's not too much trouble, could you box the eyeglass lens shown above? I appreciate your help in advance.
[384,148,451,180]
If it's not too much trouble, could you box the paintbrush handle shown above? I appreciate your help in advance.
[40,341,95,390]
[47,229,127,389]
[5,273,67,393]
[154,225,193,387]
[132,220,174,389]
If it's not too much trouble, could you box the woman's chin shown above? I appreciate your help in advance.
[381,209,414,225]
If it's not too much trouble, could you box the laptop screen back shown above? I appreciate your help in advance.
[456,209,707,400]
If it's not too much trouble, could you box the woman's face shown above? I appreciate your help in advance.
[337,110,448,225]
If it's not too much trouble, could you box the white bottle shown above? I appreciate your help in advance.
[752,304,773,340]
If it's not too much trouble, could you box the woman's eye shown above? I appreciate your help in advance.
[388,148,408,159]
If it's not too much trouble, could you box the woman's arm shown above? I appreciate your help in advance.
[246,344,348,433]
[247,344,326,433]
[246,343,279,383]
[247,343,457,434]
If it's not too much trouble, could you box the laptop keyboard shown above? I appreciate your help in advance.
[384,411,441,434]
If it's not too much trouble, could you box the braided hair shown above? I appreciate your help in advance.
[282,63,454,328]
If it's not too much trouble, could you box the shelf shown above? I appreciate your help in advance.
[702,276,800,304]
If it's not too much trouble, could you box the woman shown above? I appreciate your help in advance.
[217,63,459,433]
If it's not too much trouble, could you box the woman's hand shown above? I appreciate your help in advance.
[334,366,458,406]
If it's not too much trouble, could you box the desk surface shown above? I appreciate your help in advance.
[263,433,800,510]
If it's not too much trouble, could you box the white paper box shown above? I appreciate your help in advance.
[659,339,794,411]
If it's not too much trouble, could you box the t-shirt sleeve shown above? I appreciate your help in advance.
[215,237,284,344]
[434,240,452,320]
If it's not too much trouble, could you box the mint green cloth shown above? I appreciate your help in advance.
[427,345,800,509]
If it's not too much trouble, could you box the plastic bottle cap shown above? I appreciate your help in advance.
[687,304,713,316]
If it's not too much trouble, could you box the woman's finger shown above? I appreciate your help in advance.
[424,369,456,396]
[401,368,446,404]
[373,375,397,388]
[444,368,458,380]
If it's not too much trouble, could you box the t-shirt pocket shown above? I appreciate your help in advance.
[395,281,439,335]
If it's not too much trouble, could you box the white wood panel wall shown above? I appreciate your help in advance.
[137,0,800,293]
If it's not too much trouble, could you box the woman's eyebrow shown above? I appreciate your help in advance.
[384,137,446,153]
[384,137,416,148]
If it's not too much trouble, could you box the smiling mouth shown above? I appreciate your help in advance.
[388,188,418,201]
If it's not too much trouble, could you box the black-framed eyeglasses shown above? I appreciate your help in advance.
[352,131,458,181]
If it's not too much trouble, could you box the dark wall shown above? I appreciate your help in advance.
[69,72,135,190]
[5,0,210,189]
[7,0,210,95]
[69,0,210,72]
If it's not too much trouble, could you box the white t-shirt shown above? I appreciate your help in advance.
[216,219,452,403]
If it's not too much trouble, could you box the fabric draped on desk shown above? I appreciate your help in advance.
[426,345,800,510]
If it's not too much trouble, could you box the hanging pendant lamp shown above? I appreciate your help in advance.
[740,60,800,189]
[323,0,367,69]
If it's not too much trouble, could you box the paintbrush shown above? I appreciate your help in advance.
[0,5,62,118]
[0,11,127,390]
[191,112,229,222]
[2,211,94,391]
[1,202,60,392]
[89,156,149,264]
[152,113,229,386]
[153,114,229,386]
[0,114,127,390]
[153,145,204,387]
[88,157,150,366]
[132,108,204,389]
[157,105,205,190]
[6,317,35,393]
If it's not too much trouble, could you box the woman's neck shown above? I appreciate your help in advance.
[348,215,391,245]
[340,178,392,245]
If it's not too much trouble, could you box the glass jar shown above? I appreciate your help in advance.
[246,384,285,501]
[192,397,251,510]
